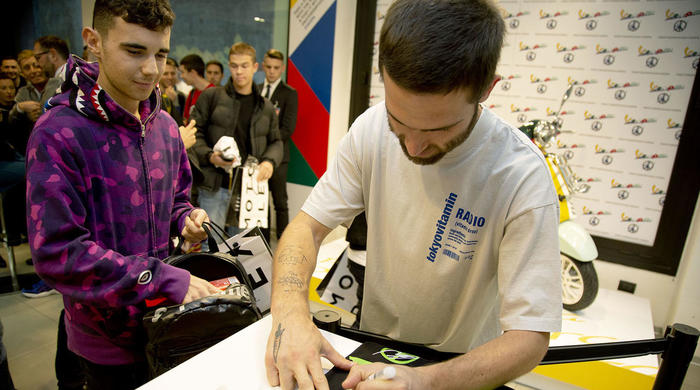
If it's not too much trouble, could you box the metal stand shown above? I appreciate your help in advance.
[330,321,699,389]
[0,191,20,291]
[653,324,700,390]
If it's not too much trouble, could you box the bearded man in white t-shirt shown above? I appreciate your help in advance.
[264,1,562,389]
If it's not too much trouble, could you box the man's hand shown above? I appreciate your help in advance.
[181,274,220,304]
[209,150,235,169]
[18,101,42,122]
[164,85,177,100]
[257,160,274,182]
[341,363,431,390]
[181,208,209,249]
[265,312,353,390]
[179,119,197,150]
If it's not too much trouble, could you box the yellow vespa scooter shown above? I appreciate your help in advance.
[519,84,599,311]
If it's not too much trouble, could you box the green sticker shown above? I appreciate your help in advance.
[377,348,419,365]
[348,356,372,365]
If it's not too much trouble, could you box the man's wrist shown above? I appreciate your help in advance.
[271,296,311,319]
[416,363,441,390]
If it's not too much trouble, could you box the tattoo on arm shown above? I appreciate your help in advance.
[278,271,304,292]
[277,246,309,265]
[273,323,285,363]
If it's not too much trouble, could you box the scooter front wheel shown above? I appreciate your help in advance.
[561,253,599,311]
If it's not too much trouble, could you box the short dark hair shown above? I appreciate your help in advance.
[264,49,284,62]
[379,0,504,101]
[180,54,205,77]
[205,60,223,73]
[1,56,18,65]
[93,0,175,35]
[35,36,70,61]
[0,72,14,82]
[166,57,178,67]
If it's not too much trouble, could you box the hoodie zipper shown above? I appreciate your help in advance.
[138,117,158,253]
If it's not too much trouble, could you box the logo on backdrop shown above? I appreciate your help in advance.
[583,206,610,226]
[584,110,612,132]
[611,179,641,202]
[504,11,526,29]
[608,79,637,101]
[556,43,582,63]
[666,9,699,33]
[596,144,623,166]
[556,140,584,160]
[596,44,625,66]
[639,46,671,69]
[621,212,652,234]
[650,83,681,105]
[520,42,545,62]
[621,9,653,32]
[579,9,608,31]
[540,9,565,30]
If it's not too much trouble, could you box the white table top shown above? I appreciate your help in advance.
[138,315,361,390]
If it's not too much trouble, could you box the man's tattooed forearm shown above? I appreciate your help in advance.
[278,271,304,292]
[277,246,309,265]
[273,323,285,363]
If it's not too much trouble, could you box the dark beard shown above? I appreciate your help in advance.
[394,104,480,165]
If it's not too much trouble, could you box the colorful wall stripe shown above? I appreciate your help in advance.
[287,0,337,186]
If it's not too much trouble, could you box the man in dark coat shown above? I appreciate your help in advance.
[258,49,298,239]
[191,42,283,235]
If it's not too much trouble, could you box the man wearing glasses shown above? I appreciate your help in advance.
[33,35,69,82]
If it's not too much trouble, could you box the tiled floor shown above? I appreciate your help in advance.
[1,242,65,390]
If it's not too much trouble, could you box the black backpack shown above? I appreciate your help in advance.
[142,224,263,378]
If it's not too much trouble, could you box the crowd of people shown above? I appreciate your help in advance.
[1,0,564,389]
[0,24,297,280]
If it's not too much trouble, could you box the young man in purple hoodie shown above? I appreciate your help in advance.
[25,0,219,388]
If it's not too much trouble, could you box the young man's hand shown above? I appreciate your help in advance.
[181,274,220,304]
[257,160,274,182]
[209,150,235,169]
[181,208,209,248]
[164,85,177,100]
[18,101,42,122]
[179,119,196,149]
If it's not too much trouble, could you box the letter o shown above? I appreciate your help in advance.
[339,275,354,289]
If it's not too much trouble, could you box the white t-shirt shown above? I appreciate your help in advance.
[303,103,562,353]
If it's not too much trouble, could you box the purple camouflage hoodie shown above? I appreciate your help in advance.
[26,56,193,365]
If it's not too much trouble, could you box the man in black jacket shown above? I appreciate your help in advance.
[259,49,298,239]
[191,42,283,236]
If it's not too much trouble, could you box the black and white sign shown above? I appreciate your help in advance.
[239,164,269,229]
